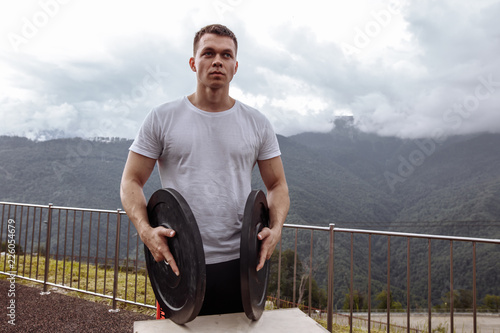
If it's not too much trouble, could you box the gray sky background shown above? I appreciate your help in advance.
[1,0,499,140]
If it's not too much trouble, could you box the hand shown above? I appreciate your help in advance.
[142,226,179,276]
[256,227,281,271]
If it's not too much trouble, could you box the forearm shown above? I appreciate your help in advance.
[266,181,290,236]
[121,178,179,273]
[256,180,289,270]
[120,179,152,241]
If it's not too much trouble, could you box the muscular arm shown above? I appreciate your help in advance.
[256,156,290,271]
[120,151,179,275]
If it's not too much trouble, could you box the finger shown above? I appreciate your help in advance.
[158,227,176,238]
[256,245,268,271]
[151,227,179,276]
[159,228,179,276]
[257,227,271,241]
[164,254,180,276]
[256,229,271,271]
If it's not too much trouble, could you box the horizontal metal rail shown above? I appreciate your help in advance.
[332,227,500,244]
[0,201,125,214]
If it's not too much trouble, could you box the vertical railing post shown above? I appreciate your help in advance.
[0,204,5,267]
[308,230,313,317]
[349,233,354,333]
[472,242,477,333]
[327,224,335,332]
[15,205,21,274]
[450,240,454,332]
[111,209,122,312]
[428,239,432,333]
[54,209,61,284]
[368,234,372,333]
[42,203,53,294]
[387,236,391,333]
[277,236,282,309]
[407,237,411,333]
[293,228,298,305]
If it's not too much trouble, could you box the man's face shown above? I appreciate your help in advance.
[190,33,238,90]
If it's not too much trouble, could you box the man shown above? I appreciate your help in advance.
[120,24,289,316]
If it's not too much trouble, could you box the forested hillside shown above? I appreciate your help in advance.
[288,122,500,236]
[2,129,499,232]
[1,128,499,310]
[0,136,160,210]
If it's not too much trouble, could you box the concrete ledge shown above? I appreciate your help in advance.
[134,308,328,333]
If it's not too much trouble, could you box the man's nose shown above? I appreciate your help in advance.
[212,55,223,67]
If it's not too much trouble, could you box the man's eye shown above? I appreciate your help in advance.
[224,53,232,58]
[203,52,213,56]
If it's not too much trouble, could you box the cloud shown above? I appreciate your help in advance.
[0,36,193,139]
[1,0,499,140]
[344,0,500,138]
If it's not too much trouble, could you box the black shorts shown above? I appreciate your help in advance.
[198,258,244,316]
[156,258,244,318]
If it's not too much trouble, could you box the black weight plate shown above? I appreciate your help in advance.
[145,188,205,324]
[240,189,270,321]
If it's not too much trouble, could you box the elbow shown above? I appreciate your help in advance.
[119,176,140,203]
[268,179,289,200]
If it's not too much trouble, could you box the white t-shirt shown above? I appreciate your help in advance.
[130,96,281,264]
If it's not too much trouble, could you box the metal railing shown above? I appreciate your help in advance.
[1,201,500,333]
[329,228,500,333]
[275,224,500,333]
[0,201,155,311]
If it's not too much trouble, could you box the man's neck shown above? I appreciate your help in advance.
[187,87,235,112]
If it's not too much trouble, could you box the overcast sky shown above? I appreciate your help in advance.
[1,0,499,140]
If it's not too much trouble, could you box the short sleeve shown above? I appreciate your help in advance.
[257,120,281,161]
[129,108,163,159]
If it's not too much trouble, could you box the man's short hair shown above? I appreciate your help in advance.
[193,24,238,56]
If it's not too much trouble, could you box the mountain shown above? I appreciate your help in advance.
[287,124,500,236]
[1,129,500,309]
[2,129,499,231]
[271,134,400,226]
[0,136,160,210]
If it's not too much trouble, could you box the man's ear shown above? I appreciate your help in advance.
[234,61,238,74]
[189,57,196,72]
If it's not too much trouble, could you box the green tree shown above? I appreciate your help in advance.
[0,241,24,254]
[375,290,403,311]
[455,289,473,310]
[482,294,500,312]
[437,290,473,311]
[268,249,305,301]
[342,290,367,311]
[268,249,327,309]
